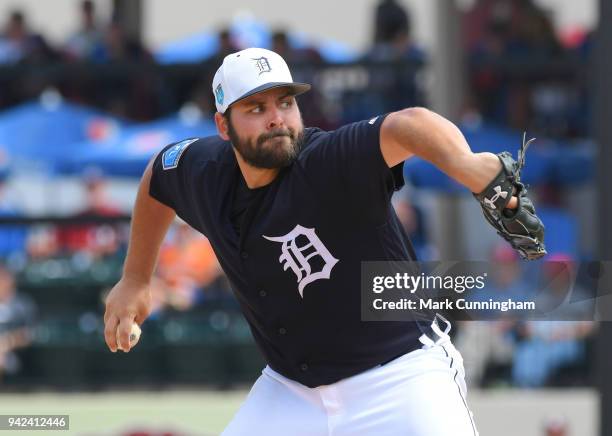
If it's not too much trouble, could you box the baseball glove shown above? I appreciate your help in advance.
[474,133,546,260]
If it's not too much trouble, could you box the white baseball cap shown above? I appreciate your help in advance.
[212,47,311,114]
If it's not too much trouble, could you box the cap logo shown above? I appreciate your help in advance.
[252,57,272,75]
[215,84,224,105]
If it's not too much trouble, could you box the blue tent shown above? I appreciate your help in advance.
[60,114,218,177]
[0,100,123,174]
[155,16,357,64]
[156,32,218,64]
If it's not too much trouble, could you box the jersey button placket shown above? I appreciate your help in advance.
[299,363,309,371]
[240,251,249,260]
[259,290,267,297]
[278,327,287,335]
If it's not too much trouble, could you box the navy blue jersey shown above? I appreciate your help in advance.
[149,115,428,387]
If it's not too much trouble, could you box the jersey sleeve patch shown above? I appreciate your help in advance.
[162,138,198,170]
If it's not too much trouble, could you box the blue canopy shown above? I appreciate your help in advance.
[156,32,218,64]
[155,16,358,64]
[59,114,218,177]
[0,101,123,174]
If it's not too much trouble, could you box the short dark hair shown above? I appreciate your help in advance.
[222,107,232,124]
[10,10,24,25]
[82,0,94,12]
[222,107,237,144]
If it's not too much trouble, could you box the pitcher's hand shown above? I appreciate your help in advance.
[103,278,151,352]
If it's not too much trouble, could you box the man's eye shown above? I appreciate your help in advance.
[250,106,262,113]
[280,100,293,108]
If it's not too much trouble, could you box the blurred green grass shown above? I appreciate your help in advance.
[0,390,248,436]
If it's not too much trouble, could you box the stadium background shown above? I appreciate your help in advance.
[0,0,608,435]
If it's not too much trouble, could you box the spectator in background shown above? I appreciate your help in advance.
[464,0,561,57]
[391,186,436,260]
[454,245,527,387]
[373,0,409,45]
[64,0,105,61]
[206,29,241,108]
[464,3,512,122]
[511,0,561,57]
[187,80,216,119]
[55,169,123,258]
[357,0,425,120]
[464,0,567,133]
[97,20,151,63]
[25,226,59,260]
[0,263,36,380]
[0,10,56,65]
[157,221,226,311]
[269,30,330,129]
[512,254,595,387]
[271,30,292,59]
[80,169,122,216]
[367,0,424,62]
[271,30,323,64]
[203,28,241,114]
[97,19,158,119]
[0,10,33,64]
[217,28,239,60]
[565,29,592,136]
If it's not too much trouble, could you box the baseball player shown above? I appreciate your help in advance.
[104,48,545,435]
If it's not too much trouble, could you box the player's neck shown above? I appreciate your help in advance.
[234,151,280,189]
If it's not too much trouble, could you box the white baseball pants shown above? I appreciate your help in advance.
[221,319,479,436]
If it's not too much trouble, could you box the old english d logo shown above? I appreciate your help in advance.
[252,57,272,75]
[263,225,339,297]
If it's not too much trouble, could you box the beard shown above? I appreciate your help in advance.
[227,119,304,169]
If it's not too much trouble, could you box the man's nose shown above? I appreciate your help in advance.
[267,107,285,130]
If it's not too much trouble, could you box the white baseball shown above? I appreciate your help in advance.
[117,322,141,352]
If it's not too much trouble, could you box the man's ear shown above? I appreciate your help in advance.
[214,112,230,141]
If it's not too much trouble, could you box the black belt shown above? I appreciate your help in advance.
[421,313,452,343]
[379,314,452,366]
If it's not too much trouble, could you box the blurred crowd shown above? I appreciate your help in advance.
[0,0,425,123]
[0,0,592,138]
[0,1,150,66]
[0,261,35,381]
[0,1,155,119]
[454,247,596,389]
[462,0,592,137]
[0,0,598,392]
[0,168,233,311]
[0,0,427,65]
